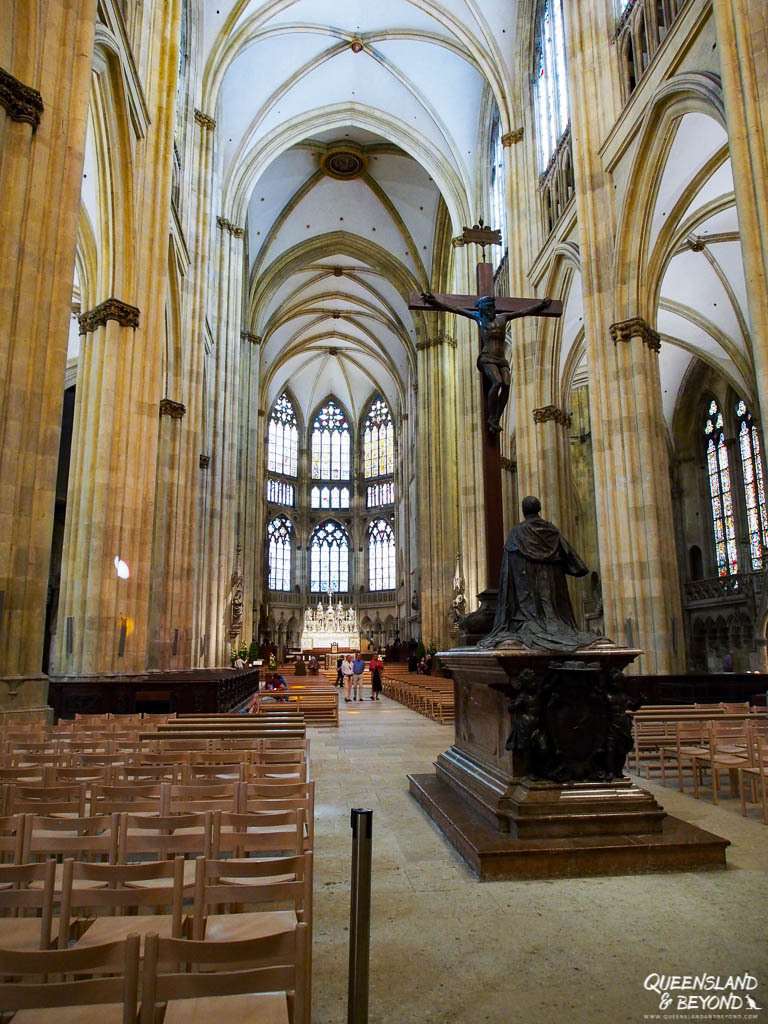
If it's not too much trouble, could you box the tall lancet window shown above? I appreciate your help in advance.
[311,401,350,481]
[267,394,298,478]
[736,400,768,570]
[363,396,395,509]
[310,520,349,593]
[705,400,738,577]
[368,519,395,591]
[534,0,569,170]
[267,516,292,591]
[489,109,506,269]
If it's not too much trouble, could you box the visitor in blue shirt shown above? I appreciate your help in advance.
[351,654,366,701]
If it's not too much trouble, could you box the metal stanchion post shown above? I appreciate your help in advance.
[348,807,373,1024]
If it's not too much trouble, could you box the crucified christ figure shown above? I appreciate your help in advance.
[421,292,552,434]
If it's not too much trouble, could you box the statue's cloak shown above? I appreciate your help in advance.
[479,514,598,651]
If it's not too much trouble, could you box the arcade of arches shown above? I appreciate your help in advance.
[2,0,768,720]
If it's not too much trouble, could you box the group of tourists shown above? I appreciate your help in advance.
[335,652,384,702]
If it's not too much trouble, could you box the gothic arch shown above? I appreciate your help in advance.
[613,71,726,321]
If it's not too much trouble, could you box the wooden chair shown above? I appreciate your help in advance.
[165,781,239,814]
[8,782,87,818]
[0,933,140,1024]
[738,733,768,823]
[212,808,305,859]
[191,851,313,944]
[691,721,750,803]
[140,925,308,1024]
[118,810,212,887]
[658,721,708,791]
[239,780,315,850]
[59,855,186,950]
[0,811,26,863]
[23,812,120,872]
[89,782,169,816]
[0,859,56,950]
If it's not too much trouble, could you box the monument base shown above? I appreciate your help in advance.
[408,647,729,879]
[409,772,730,880]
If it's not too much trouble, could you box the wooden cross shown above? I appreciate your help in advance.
[408,224,563,591]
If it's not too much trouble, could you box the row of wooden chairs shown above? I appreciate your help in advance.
[0,925,309,1024]
[381,672,454,724]
[629,706,766,776]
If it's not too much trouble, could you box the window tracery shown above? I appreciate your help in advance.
[736,400,768,571]
[368,520,396,591]
[309,520,349,593]
[267,394,298,478]
[267,516,292,591]
[534,0,569,171]
[310,485,350,510]
[311,401,350,480]
[705,400,738,577]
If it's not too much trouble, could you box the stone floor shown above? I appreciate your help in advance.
[308,694,768,1024]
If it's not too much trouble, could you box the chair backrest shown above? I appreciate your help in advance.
[59,855,185,946]
[90,782,169,815]
[192,851,312,941]
[213,808,305,858]
[0,934,140,1021]
[8,782,87,817]
[140,925,307,1024]
[24,812,119,864]
[0,858,55,947]
[166,781,238,813]
[118,810,213,861]
[0,812,26,862]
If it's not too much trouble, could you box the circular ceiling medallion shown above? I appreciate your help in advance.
[321,143,367,181]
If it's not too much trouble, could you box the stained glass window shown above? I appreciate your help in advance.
[363,397,394,479]
[367,482,394,508]
[489,109,506,269]
[534,0,569,170]
[267,394,298,477]
[310,520,349,593]
[705,400,738,577]
[736,400,768,571]
[267,516,292,591]
[267,479,295,506]
[311,401,350,480]
[310,485,350,510]
[368,520,396,591]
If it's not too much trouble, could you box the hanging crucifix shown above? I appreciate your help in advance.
[408,221,563,593]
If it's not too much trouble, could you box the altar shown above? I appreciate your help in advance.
[301,596,360,652]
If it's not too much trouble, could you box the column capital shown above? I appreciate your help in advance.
[501,127,524,146]
[194,109,216,131]
[78,298,140,335]
[159,398,186,419]
[217,215,245,238]
[500,456,517,473]
[0,67,44,129]
[451,235,466,248]
[533,404,572,428]
[199,454,210,469]
[240,330,261,345]
[609,316,661,351]
[416,333,457,352]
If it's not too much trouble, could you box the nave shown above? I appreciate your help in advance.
[310,698,768,1024]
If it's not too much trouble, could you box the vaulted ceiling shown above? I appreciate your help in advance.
[202,0,518,424]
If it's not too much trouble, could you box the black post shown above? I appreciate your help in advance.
[348,807,373,1024]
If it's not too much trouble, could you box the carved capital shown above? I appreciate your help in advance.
[501,128,524,146]
[500,456,517,473]
[78,298,140,335]
[194,109,216,131]
[0,67,44,129]
[159,398,186,419]
[216,216,246,238]
[451,235,466,248]
[240,330,261,345]
[416,333,457,352]
[609,316,661,352]
[533,404,572,428]
[199,454,210,469]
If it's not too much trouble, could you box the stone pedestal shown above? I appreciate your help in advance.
[408,648,729,879]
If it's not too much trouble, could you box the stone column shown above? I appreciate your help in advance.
[563,0,684,672]
[532,404,574,536]
[187,108,215,665]
[148,399,186,668]
[238,331,261,654]
[416,333,460,646]
[201,216,244,665]
[56,0,182,676]
[711,2,768,426]
[0,1,96,717]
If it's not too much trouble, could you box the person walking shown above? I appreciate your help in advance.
[341,653,355,702]
[335,655,344,687]
[369,652,384,701]
[351,652,366,701]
